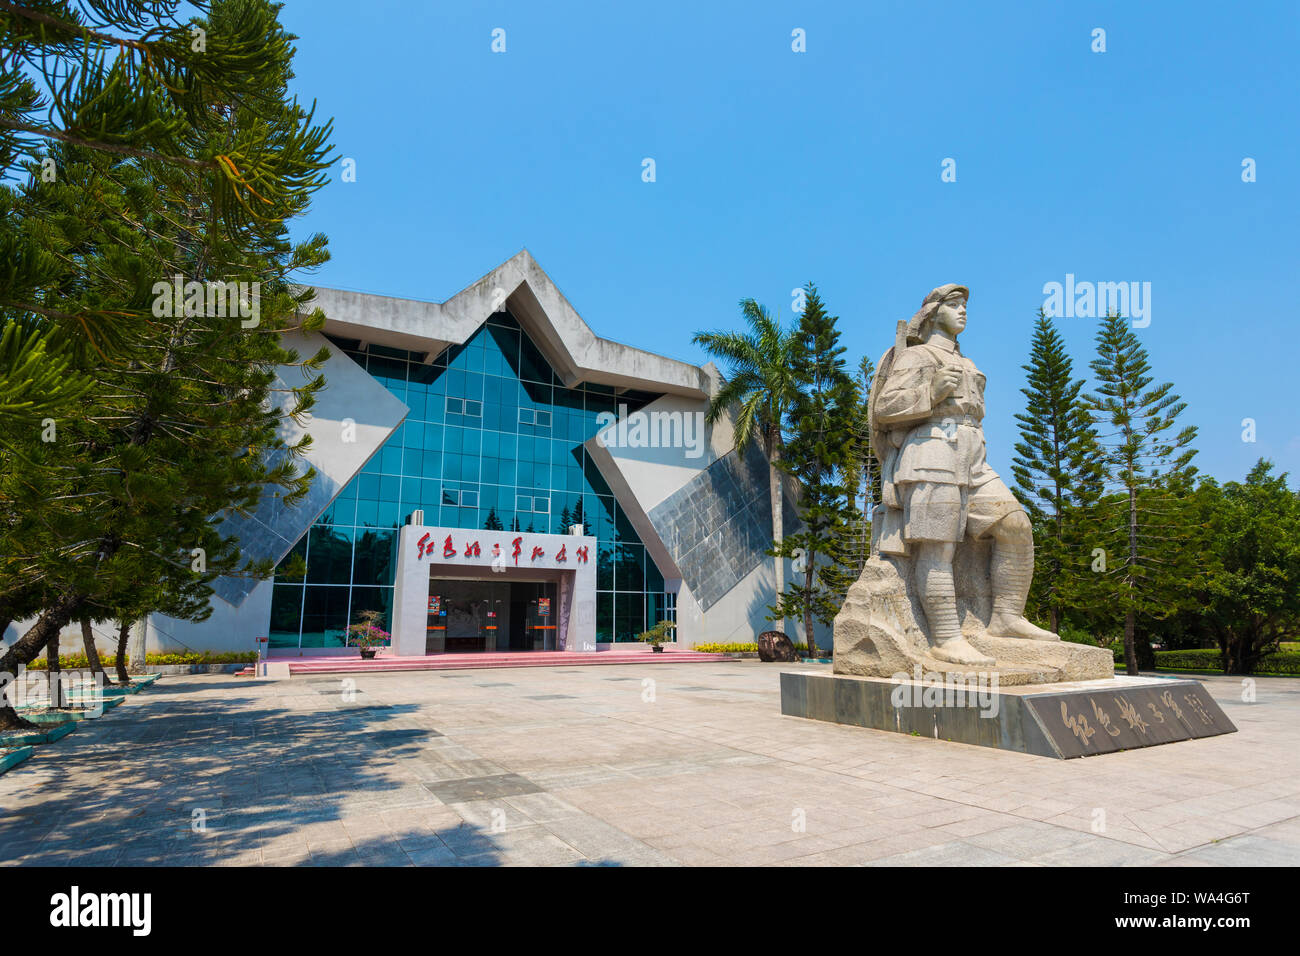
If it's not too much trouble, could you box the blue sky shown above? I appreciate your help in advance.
[279,0,1299,486]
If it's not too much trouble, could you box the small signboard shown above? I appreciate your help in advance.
[428,596,440,615]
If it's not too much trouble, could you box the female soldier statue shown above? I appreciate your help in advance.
[870,284,1058,667]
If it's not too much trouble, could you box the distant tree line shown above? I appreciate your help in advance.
[1013,310,1298,676]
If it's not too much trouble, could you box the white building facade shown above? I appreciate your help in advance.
[7,251,815,659]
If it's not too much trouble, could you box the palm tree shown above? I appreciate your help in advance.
[693,300,800,622]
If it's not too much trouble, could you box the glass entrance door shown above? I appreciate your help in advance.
[428,577,557,653]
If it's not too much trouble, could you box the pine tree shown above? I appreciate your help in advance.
[856,356,880,513]
[839,355,877,580]
[821,355,875,605]
[1011,310,1104,632]
[0,0,334,728]
[0,0,326,427]
[1085,312,1199,675]
[770,283,858,656]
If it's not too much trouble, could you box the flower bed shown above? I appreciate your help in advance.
[27,652,255,670]
[694,642,815,655]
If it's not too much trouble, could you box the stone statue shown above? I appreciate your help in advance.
[834,284,1113,683]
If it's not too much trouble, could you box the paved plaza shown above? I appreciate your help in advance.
[3,662,1299,866]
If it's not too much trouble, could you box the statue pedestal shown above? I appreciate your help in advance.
[810,551,1235,756]
[779,671,1237,758]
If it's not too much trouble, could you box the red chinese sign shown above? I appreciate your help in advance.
[414,530,590,566]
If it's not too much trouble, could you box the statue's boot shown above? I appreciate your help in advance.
[987,612,1058,642]
[932,635,995,667]
[987,531,1059,641]
[919,559,995,667]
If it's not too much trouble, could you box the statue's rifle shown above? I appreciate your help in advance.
[865,320,908,511]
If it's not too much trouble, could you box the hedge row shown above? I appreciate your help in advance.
[692,643,1300,674]
[26,651,258,670]
[694,642,813,654]
[1154,648,1300,676]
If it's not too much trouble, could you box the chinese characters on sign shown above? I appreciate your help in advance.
[413,531,590,565]
[1114,696,1150,734]
[1042,683,1234,755]
[1061,701,1097,746]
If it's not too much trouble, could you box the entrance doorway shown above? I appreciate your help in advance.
[426,578,558,653]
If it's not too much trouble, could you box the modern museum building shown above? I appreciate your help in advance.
[129,251,798,658]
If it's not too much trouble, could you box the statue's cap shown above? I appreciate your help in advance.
[905,283,969,343]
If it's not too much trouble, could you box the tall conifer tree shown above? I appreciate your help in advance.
[1085,312,1199,675]
[1011,310,1104,632]
[770,283,858,656]
[835,355,878,580]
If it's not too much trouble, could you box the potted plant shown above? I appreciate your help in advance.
[637,620,676,653]
[346,610,390,659]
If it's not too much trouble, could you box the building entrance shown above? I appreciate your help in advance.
[426,577,558,653]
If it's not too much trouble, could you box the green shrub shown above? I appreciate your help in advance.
[27,651,257,670]
[1058,626,1110,647]
[636,620,677,646]
[693,642,757,653]
[694,641,816,655]
[1154,649,1300,676]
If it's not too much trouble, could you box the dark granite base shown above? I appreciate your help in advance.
[780,671,1237,758]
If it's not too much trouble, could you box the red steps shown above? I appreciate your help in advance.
[281,649,722,676]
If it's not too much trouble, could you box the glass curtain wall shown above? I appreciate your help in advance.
[268,311,674,650]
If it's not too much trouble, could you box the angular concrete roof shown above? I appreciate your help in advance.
[308,249,711,399]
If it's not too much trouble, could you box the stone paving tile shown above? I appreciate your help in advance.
[407,843,460,866]
[866,840,1018,867]
[423,772,542,804]
[964,820,1099,858]
[1034,839,1173,867]
[2,666,1298,867]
